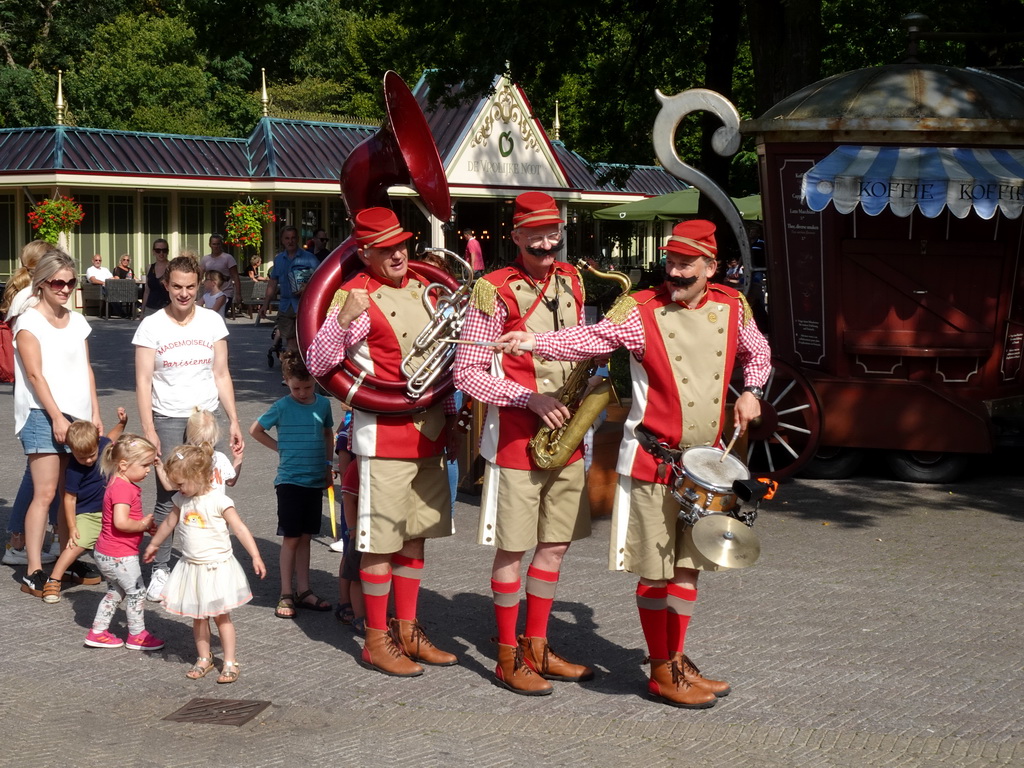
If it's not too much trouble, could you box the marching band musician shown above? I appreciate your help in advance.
[453,191,595,696]
[498,219,772,708]
[306,207,459,678]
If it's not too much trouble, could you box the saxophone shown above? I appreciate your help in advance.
[529,260,632,469]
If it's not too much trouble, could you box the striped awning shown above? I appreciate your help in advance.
[801,145,1024,220]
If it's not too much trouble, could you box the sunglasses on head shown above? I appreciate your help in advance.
[45,277,77,291]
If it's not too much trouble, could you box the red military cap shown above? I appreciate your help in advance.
[659,219,718,258]
[353,207,413,249]
[512,191,564,229]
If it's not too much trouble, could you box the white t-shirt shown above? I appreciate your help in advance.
[132,307,229,418]
[13,307,94,434]
[171,490,234,563]
[202,289,227,317]
[200,253,238,299]
[86,266,114,284]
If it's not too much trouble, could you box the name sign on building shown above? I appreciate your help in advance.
[448,84,566,189]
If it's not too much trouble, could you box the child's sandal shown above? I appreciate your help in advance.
[186,656,215,680]
[217,661,240,684]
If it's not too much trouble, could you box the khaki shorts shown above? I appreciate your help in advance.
[354,455,452,554]
[479,461,591,551]
[619,478,726,581]
[73,510,102,550]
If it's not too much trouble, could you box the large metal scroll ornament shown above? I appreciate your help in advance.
[652,88,752,287]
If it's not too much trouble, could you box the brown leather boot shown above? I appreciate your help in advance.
[678,653,731,697]
[494,642,553,696]
[389,618,458,666]
[647,658,717,708]
[518,635,595,682]
[360,626,424,677]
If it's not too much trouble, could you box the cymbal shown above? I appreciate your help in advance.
[690,515,761,569]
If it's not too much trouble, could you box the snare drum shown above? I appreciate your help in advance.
[676,445,750,517]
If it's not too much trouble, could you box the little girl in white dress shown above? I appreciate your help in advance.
[144,444,265,683]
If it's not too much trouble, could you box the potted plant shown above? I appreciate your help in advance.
[223,199,276,257]
[26,195,85,244]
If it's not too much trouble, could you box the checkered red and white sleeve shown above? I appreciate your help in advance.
[453,302,534,409]
[303,306,370,377]
[532,309,646,361]
[736,314,772,388]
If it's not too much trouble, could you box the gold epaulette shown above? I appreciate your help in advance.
[328,289,349,312]
[470,278,499,317]
[737,291,754,328]
[604,294,637,324]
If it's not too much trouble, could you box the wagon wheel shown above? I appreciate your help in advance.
[729,358,822,479]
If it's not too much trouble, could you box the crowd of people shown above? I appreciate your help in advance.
[2,189,769,707]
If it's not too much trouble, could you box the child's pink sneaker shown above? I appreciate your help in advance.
[126,630,165,651]
[85,630,124,648]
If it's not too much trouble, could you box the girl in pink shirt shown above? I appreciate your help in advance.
[85,434,164,650]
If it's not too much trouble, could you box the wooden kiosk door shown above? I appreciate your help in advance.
[838,237,1005,366]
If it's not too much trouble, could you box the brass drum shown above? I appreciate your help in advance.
[677,445,750,518]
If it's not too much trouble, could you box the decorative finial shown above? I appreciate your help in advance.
[553,99,560,141]
[261,68,269,117]
[55,70,65,126]
[901,12,931,61]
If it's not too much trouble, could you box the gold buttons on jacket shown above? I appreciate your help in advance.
[708,312,718,323]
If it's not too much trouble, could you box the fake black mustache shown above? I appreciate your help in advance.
[526,240,565,257]
[667,274,699,288]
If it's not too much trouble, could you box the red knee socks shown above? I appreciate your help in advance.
[524,565,558,639]
[666,584,697,656]
[636,582,669,660]
[360,569,391,632]
[391,554,423,622]
[491,578,521,646]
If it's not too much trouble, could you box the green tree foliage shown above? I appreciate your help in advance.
[67,13,259,136]
[1,0,1022,179]
[0,68,55,128]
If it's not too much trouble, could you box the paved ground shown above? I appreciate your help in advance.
[1,316,1022,768]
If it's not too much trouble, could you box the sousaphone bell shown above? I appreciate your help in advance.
[297,71,457,413]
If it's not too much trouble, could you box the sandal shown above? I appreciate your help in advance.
[335,602,354,624]
[275,595,296,619]
[186,656,215,680]
[42,578,62,604]
[294,589,331,611]
[351,616,366,637]
[217,661,240,684]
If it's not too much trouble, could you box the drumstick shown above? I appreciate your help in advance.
[437,338,535,351]
[720,424,742,463]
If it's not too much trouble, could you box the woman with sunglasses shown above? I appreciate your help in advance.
[13,248,103,597]
[113,253,135,281]
[140,239,171,317]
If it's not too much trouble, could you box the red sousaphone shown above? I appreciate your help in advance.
[297,71,456,413]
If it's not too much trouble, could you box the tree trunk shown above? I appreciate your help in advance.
[701,0,742,190]
[747,0,823,115]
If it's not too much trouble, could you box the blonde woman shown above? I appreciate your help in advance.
[13,248,102,597]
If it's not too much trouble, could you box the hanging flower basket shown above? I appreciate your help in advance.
[26,196,85,244]
[224,199,276,255]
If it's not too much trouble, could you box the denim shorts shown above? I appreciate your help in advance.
[18,409,71,455]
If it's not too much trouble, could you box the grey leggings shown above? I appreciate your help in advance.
[91,552,146,636]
